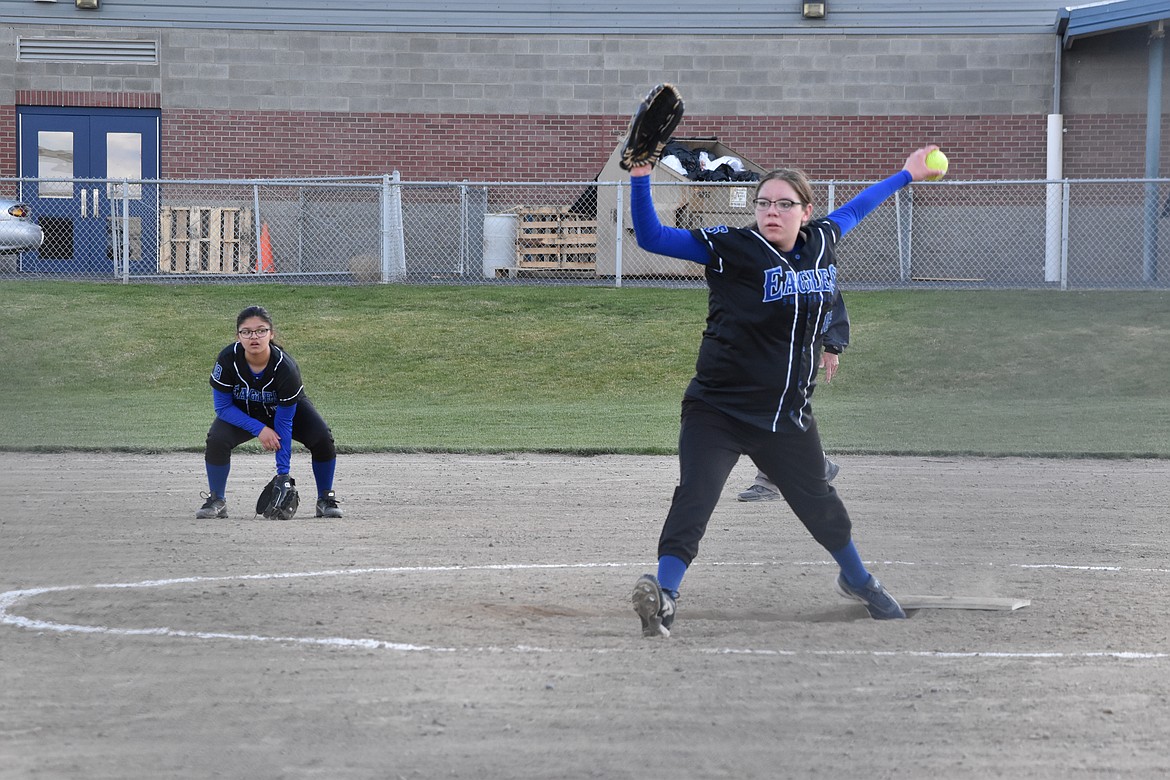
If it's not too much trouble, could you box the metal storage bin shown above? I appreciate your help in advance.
[595,137,766,278]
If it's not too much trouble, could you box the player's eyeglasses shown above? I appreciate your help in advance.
[753,199,809,211]
[753,198,805,212]
[238,327,271,338]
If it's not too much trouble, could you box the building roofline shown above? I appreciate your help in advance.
[1059,0,1170,48]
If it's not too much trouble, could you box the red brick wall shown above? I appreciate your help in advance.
[162,109,1067,181]
[160,109,629,181]
[1062,114,1157,178]
[0,105,14,178]
[4,94,1162,181]
[15,91,161,109]
[678,115,1054,180]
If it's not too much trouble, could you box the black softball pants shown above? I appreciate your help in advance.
[658,397,853,566]
[204,397,337,466]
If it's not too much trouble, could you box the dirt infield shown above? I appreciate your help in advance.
[2,452,1169,779]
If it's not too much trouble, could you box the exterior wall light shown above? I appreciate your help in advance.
[802,2,825,19]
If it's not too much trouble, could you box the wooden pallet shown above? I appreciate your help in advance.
[515,207,597,270]
[159,206,253,273]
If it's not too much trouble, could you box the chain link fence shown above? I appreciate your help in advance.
[3,176,1168,289]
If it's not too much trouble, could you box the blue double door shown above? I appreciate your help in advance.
[18,106,160,274]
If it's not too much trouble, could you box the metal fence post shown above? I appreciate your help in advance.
[1060,181,1070,290]
[1143,178,1160,283]
[458,183,468,276]
[1045,178,1064,284]
[296,186,306,273]
[895,189,910,283]
[382,171,406,282]
[615,181,624,288]
[1144,27,1164,283]
[381,174,391,282]
[121,180,130,284]
[253,184,262,275]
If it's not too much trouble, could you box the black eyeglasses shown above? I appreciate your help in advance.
[753,198,806,212]
[238,327,271,338]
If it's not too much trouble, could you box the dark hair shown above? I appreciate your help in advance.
[755,168,815,208]
[236,305,273,330]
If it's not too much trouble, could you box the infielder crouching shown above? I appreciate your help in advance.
[196,305,343,520]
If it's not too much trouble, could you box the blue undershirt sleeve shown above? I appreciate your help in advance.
[826,170,912,237]
[630,174,711,264]
[273,403,296,475]
[213,389,265,437]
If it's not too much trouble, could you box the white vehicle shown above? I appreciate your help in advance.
[0,199,44,253]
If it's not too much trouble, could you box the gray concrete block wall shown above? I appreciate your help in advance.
[136,30,1074,117]
[8,25,162,97]
[0,27,16,103]
[1061,28,1158,115]
[4,18,1151,120]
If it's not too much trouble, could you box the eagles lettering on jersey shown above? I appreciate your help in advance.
[233,386,279,406]
[762,264,838,304]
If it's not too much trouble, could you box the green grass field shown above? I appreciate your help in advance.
[2,281,1168,457]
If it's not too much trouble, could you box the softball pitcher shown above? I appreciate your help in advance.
[627,146,943,637]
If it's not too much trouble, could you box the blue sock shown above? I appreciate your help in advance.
[831,541,870,588]
[311,458,336,498]
[206,462,230,498]
[657,555,688,597]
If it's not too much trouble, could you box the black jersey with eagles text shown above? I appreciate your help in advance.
[209,342,306,424]
[690,217,841,432]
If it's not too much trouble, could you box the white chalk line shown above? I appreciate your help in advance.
[3,560,1168,660]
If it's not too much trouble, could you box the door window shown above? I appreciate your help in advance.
[106,132,144,261]
[106,132,142,200]
[38,131,74,198]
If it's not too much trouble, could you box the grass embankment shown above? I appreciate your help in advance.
[2,282,1167,457]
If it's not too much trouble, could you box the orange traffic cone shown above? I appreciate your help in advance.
[260,222,275,273]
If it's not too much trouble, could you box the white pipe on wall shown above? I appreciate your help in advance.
[1045,113,1064,284]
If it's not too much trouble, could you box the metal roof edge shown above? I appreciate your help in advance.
[1059,0,1170,48]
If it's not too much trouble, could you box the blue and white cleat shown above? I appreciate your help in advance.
[835,573,907,620]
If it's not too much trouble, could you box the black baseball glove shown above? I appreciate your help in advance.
[619,83,685,171]
[257,473,299,521]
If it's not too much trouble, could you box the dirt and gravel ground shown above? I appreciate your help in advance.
[2,451,1169,779]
